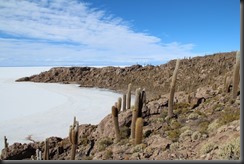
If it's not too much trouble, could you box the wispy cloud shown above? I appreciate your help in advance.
[0,0,199,66]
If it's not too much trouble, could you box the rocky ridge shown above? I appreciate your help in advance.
[1,51,240,160]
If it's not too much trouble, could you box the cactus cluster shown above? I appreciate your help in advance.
[69,116,79,160]
[131,88,146,140]
[168,59,180,118]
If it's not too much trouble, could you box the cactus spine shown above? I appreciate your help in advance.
[43,138,49,160]
[126,83,132,109]
[135,117,143,145]
[117,97,122,112]
[122,94,126,111]
[69,116,79,160]
[112,106,121,142]
[168,59,180,118]
[232,51,240,99]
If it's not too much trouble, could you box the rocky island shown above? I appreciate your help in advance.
[1,51,240,160]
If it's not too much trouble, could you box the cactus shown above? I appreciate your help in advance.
[126,83,132,109]
[36,149,42,160]
[117,97,122,112]
[224,74,231,93]
[122,94,126,111]
[138,89,146,117]
[168,59,180,118]
[131,88,141,139]
[69,116,79,160]
[232,51,240,99]
[43,138,49,160]
[135,117,143,145]
[4,136,8,149]
[112,106,121,142]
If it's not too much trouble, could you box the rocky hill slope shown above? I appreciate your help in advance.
[1,51,240,160]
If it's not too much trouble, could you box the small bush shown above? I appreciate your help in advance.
[167,129,180,142]
[200,143,216,154]
[170,142,179,151]
[80,135,89,146]
[194,110,207,118]
[175,102,191,109]
[103,149,113,159]
[188,113,199,120]
[162,124,172,131]
[199,121,210,134]
[218,137,240,160]
[191,131,201,141]
[212,103,223,111]
[218,109,240,126]
[120,126,130,139]
[179,129,193,141]
[160,109,168,119]
[132,143,146,153]
[97,137,113,151]
[170,119,181,129]
[207,119,220,133]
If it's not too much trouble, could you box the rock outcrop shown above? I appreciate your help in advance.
[16,52,236,100]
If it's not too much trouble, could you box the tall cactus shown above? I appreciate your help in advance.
[232,51,240,99]
[112,106,121,142]
[36,149,42,160]
[69,116,79,160]
[131,88,142,139]
[122,94,126,111]
[117,97,122,112]
[43,138,49,160]
[4,136,8,149]
[135,117,143,145]
[126,83,132,109]
[138,89,146,117]
[168,59,180,118]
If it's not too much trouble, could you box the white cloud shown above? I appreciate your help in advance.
[0,0,199,66]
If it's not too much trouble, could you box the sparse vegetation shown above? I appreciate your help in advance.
[200,143,216,154]
[198,121,210,134]
[97,137,113,152]
[217,108,240,126]
[218,137,240,160]
[191,131,202,141]
[167,129,180,142]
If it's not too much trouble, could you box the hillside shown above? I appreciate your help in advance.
[1,51,240,160]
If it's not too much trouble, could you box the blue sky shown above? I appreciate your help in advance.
[0,0,240,67]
